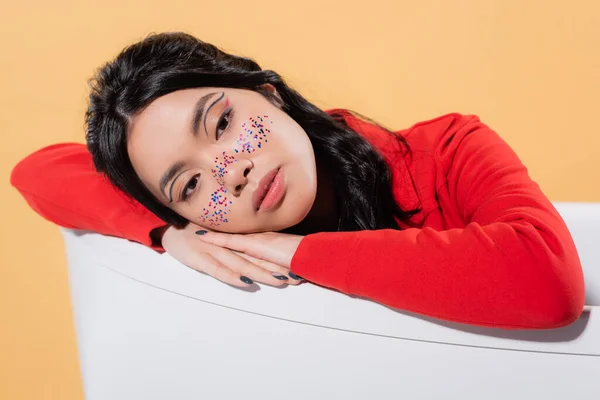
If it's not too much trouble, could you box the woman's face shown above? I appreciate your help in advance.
[127,87,318,233]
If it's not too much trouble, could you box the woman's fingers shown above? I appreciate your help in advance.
[195,230,303,268]
[212,249,294,287]
[189,253,253,288]
[197,231,250,254]
[164,225,300,288]
[232,251,302,285]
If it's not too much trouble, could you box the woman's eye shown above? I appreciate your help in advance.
[182,175,200,201]
[216,109,232,140]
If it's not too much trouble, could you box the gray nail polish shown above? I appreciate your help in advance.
[288,272,303,280]
[195,230,208,235]
[271,273,289,281]
[240,276,253,285]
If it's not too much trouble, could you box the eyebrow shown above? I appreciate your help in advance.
[159,161,186,203]
[191,91,224,137]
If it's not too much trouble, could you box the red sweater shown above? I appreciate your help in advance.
[10,111,585,329]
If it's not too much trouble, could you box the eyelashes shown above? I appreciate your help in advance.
[216,107,234,140]
[179,107,235,202]
[180,174,200,202]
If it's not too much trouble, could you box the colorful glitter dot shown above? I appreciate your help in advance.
[210,151,238,186]
[234,115,272,154]
[199,186,232,228]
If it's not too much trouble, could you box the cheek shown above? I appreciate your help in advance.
[199,186,233,227]
[234,115,272,154]
[200,150,239,228]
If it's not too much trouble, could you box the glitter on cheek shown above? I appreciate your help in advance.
[202,151,238,227]
[235,115,273,154]
[199,186,234,227]
[210,151,238,186]
[200,116,273,227]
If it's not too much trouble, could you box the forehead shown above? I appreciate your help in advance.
[129,87,218,157]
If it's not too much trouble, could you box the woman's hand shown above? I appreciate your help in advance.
[161,224,302,288]
[194,230,304,271]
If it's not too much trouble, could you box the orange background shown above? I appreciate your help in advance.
[1,1,599,398]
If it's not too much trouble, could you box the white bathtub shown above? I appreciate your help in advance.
[63,202,600,400]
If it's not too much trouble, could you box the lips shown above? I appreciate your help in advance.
[252,167,284,211]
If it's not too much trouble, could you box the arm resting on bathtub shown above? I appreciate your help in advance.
[291,115,586,330]
[10,143,166,249]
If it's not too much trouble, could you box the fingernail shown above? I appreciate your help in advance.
[271,273,289,281]
[195,230,208,235]
[288,272,303,280]
[240,276,254,285]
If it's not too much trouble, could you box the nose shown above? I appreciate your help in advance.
[222,158,253,196]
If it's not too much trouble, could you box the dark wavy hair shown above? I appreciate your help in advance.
[85,32,420,232]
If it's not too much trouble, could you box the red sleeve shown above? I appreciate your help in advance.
[11,143,167,249]
[290,115,585,329]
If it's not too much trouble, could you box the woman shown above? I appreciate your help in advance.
[11,32,585,329]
